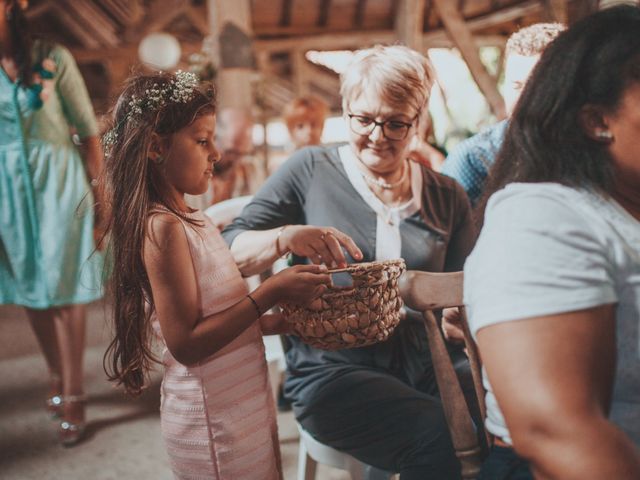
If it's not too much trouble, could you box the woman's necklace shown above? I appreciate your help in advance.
[362,160,407,190]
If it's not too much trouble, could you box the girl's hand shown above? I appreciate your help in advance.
[280,226,363,268]
[269,264,332,305]
[259,313,292,335]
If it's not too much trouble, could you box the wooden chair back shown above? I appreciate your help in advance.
[399,270,488,480]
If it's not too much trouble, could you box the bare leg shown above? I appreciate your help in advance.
[55,304,87,424]
[26,308,63,403]
[26,305,87,436]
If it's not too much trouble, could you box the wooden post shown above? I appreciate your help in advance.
[433,0,507,119]
[291,49,310,96]
[395,0,426,51]
[209,0,255,111]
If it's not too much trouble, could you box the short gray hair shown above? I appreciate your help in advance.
[340,45,434,115]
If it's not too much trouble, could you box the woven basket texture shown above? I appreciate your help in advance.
[281,259,406,350]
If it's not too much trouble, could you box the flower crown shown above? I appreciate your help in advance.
[102,70,200,152]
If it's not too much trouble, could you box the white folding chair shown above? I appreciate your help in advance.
[297,424,397,480]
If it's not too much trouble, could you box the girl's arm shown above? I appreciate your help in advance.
[477,305,640,480]
[144,214,330,366]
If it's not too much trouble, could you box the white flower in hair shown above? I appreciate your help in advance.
[102,70,201,153]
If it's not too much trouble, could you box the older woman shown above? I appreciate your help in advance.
[223,45,476,478]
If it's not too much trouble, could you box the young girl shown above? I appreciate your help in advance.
[102,71,331,479]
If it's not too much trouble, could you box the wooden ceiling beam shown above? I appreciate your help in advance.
[185,6,211,36]
[354,0,367,28]
[318,0,331,26]
[255,0,542,44]
[25,0,52,20]
[255,31,505,56]
[99,0,144,26]
[433,0,506,118]
[280,0,294,26]
[423,0,543,43]
[60,0,120,48]
[544,0,568,23]
[254,29,395,53]
[51,4,101,50]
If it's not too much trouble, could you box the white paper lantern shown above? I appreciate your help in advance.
[138,33,182,70]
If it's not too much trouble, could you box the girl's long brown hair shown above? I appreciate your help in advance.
[102,72,216,396]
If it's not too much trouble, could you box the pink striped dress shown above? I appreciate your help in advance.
[150,208,281,480]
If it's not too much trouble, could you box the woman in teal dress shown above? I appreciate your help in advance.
[0,0,103,445]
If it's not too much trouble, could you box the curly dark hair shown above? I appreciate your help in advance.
[478,4,640,220]
[102,72,216,395]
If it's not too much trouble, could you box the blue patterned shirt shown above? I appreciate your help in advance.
[441,120,509,206]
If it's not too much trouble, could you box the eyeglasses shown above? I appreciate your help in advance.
[347,113,418,141]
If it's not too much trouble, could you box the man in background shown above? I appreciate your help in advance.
[440,23,565,205]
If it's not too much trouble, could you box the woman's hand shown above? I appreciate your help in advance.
[268,264,332,305]
[280,225,363,268]
[442,307,465,344]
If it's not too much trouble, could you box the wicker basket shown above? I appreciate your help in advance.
[281,259,406,350]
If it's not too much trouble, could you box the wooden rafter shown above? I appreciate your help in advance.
[433,0,506,118]
[318,0,331,26]
[280,0,293,27]
[424,0,543,43]
[98,0,144,26]
[354,0,367,28]
[51,4,101,49]
[185,6,211,36]
[130,0,191,41]
[25,0,52,20]
[60,0,120,48]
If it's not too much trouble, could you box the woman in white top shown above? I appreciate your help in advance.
[462,5,640,480]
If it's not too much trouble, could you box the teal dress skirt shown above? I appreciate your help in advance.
[0,42,103,309]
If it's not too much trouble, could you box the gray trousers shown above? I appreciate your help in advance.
[289,348,478,480]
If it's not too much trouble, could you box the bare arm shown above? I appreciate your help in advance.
[229,228,283,276]
[144,214,331,365]
[230,225,363,277]
[477,305,640,480]
[78,135,103,182]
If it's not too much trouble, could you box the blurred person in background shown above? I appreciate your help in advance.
[440,23,565,205]
[0,0,103,446]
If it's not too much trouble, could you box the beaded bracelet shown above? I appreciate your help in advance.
[247,293,262,317]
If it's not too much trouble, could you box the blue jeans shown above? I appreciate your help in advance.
[478,445,534,480]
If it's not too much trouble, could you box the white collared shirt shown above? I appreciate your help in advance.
[338,145,422,261]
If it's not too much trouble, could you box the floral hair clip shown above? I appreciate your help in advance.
[102,70,200,153]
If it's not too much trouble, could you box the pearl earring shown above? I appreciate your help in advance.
[596,130,613,141]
